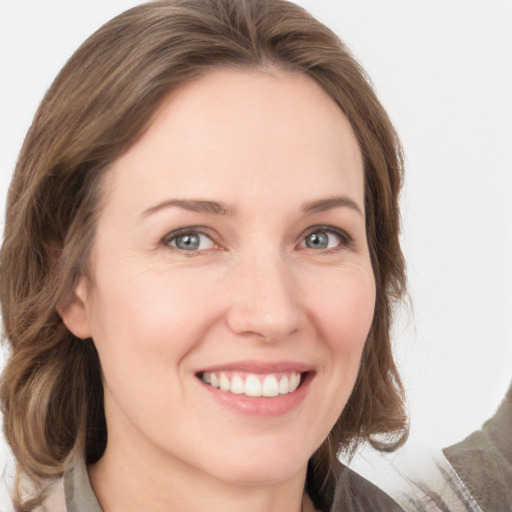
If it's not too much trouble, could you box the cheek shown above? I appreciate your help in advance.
[86,269,217,429]
[87,267,207,371]
[308,269,376,356]
[301,268,375,443]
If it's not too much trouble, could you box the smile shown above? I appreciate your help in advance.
[199,371,302,397]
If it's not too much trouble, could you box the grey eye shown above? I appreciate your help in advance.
[175,234,200,250]
[169,233,215,251]
[302,231,341,250]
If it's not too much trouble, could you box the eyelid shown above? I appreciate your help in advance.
[298,225,354,250]
[160,224,353,253]
[161,226,221,251]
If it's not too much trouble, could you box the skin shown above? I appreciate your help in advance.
[61,68,376,512]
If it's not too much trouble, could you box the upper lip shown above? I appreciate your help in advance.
[196,360,315,374]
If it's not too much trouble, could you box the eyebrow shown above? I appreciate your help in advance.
[141,195,363,219]
[141,199,236,219]
[300,196,363,216]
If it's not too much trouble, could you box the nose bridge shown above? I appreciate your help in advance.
[226,246,300,341]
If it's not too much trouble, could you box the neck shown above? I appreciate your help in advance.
[88,441,313,512]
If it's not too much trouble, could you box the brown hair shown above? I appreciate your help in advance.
[0,0,407,509]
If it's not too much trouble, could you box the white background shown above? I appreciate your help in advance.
[1,0,511,508]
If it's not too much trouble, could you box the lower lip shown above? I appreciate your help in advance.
[198,373,313,417]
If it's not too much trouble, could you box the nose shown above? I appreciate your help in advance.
[225,253,301,342]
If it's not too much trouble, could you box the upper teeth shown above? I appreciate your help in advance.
[201,371,301,397]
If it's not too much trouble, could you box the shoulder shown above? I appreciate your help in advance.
[331,464,405,512]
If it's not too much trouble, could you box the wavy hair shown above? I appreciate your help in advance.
[0,0,407,509]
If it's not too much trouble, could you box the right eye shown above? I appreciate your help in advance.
[164,231,216,252]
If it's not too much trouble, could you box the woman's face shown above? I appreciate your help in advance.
[64,69,375,487]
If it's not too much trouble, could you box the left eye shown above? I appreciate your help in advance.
[167,232,215,251]
[301,230,343,250]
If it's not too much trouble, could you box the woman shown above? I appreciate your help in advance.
[0,1,408,510]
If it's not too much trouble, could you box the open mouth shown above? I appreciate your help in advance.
[197,371,306,398]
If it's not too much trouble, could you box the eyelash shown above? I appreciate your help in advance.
[300,225,354,253]
[162,226,219,256]
[161,225,353,255]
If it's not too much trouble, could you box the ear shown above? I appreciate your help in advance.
[57,277,93,340]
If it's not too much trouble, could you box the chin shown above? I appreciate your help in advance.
[197,439,312,487]
[216,461,305,487]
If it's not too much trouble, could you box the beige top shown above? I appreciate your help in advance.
[39,457,103,512]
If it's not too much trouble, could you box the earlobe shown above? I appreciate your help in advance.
[57,278,93,340]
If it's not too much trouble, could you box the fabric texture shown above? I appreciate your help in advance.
[443,381,512,512]
[330,463,406,511]
[343,445,482,512]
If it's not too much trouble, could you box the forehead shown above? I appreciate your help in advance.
[102,68,364,216]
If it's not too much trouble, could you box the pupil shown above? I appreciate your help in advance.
[307,232,328,249]
[177,234,199,250]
